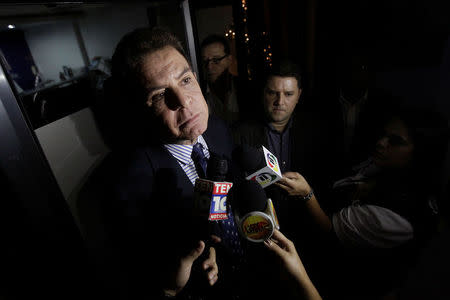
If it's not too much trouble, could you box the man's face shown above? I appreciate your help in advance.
[142,46,209,145]
[263,76,301,127]
[201,42,231,83]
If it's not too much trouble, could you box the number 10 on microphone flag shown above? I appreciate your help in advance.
[209,182,233,221]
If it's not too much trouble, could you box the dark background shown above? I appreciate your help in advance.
[194,0,450,115]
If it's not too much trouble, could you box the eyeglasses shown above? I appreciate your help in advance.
[202,54,228,66]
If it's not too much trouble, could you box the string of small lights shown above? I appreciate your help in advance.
[223,0,273,79]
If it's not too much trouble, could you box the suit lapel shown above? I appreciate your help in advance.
[143,145,193,205]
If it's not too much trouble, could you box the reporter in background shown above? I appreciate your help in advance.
[276,106,449,299]
[201,34,243,124]
[232,59,336,294]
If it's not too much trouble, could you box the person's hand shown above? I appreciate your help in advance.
[276,171,312,197]
[264,230,307,282]
[264,230,322,300]
[163,240,219,297]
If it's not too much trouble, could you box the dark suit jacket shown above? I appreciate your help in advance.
[83,116,238,299]
[232,110,336,197]
[231,110,338,292]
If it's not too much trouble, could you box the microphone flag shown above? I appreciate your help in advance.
[246,146,282,188]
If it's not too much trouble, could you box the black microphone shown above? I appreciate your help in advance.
[227,179,280,242]
[233,144,265,175]
[193,153,232,221]
[207,153,228,182]
[233,144,282,188]
[190,154,232,293]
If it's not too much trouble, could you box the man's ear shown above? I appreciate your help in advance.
[296,88,303,104]
[224,55,233,67]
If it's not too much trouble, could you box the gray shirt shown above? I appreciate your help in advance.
[265,117,294,173]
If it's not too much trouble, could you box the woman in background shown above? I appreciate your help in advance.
[276,106,449,299]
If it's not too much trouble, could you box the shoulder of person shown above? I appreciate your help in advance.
[204,115,235,157]
[231,118,265,143]
[206,114,230,133]
[291,110,331,135]
[79,147,155,204]
[232,118,263,131]
[96,147,158,180]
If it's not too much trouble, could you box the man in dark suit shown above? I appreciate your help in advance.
[232,59,336,293]
[233,59,334,199]
[85,27,247,300]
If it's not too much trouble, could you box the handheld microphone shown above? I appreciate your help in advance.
[193,153,232,221]
[227,180,280,242]
[233,145,282,188]
[191,154,233,292]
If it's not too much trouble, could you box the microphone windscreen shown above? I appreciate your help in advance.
[207,153,228,181]
[228,179,267,216]
[233,144,265,174]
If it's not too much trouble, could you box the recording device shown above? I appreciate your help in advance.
[227,179,280,242]
[193,153,232,221]
[233,145,282,188]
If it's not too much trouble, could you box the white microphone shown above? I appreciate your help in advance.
[235,145,282,188]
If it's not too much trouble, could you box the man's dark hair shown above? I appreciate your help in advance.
[264,59,302,89]
[200,34,231,55]
[111,26,189,97]
[97,27,189,148]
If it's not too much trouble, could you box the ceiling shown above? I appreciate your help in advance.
[0,2,114,29]
[0,2,112,18]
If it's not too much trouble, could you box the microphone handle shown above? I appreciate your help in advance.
[197,221,215,261]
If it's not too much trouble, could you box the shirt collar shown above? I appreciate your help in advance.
[265,115,294,134]
[164,135,209,165]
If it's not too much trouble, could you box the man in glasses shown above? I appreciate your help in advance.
[201,34,241,124]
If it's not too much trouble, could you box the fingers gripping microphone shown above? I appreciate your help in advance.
[234,145,282,188]
[227,180,280,242]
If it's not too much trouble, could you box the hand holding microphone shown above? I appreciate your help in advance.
[233,145,282,188]
[276,171,313,198]
[264,230,322,300]
[264,230,308,283]
[235,145,311,198]
[276,172,331,232]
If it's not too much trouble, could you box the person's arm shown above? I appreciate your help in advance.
[162,241,219,298]
[264,230,322,300]
[276,172,332,232]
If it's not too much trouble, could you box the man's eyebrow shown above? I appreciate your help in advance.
[147,85,165,94]
[146,66,192,93]
[176,66,192,80]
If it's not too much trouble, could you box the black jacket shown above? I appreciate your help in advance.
[81,116,250,300]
